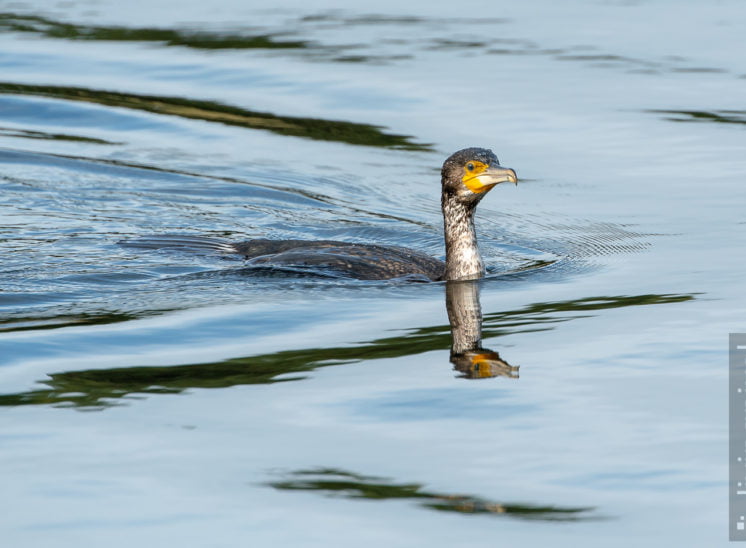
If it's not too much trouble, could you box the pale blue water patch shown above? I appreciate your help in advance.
[345,384,538,421]
[0,95,172,132]
[0,299,378,371]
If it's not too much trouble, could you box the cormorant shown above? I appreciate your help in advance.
[120,148,517,281]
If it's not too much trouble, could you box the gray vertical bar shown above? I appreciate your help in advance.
[730,334,746,540]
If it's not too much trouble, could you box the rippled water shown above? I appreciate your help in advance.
[1,1,744,546]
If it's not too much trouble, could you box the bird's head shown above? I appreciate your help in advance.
[441,147,517,205]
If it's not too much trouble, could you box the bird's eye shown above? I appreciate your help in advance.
[466,163,474,171]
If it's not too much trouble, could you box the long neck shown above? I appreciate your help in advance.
[442,195,484,280]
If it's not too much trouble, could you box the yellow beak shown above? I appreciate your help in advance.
[463,165,517,194]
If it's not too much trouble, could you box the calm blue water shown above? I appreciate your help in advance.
[1,1,744,546]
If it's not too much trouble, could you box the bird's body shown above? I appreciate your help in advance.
[235,239,444,280]
[120,148,517,281]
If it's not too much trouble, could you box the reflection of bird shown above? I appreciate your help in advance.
[446,280,519,379]
[121,148,516,281]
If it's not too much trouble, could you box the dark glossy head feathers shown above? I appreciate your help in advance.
[442,148,500,178]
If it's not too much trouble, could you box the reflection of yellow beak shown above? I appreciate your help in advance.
[471,353,499,378]
[463,165,518,194]
[469,351,520,379]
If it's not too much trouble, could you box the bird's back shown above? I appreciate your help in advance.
[233,239,444,280]
[120,235,444,280]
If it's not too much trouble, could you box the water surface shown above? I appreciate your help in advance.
[1,0,743,546]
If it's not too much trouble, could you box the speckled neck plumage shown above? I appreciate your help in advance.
[442,192,484,281]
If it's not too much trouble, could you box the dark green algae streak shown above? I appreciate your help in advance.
[0,82,430,151]
[268,468,599,522]
[0,293,693,410]
[0,12,308,50]
[647,109,746,127]
[0,125,119,145]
